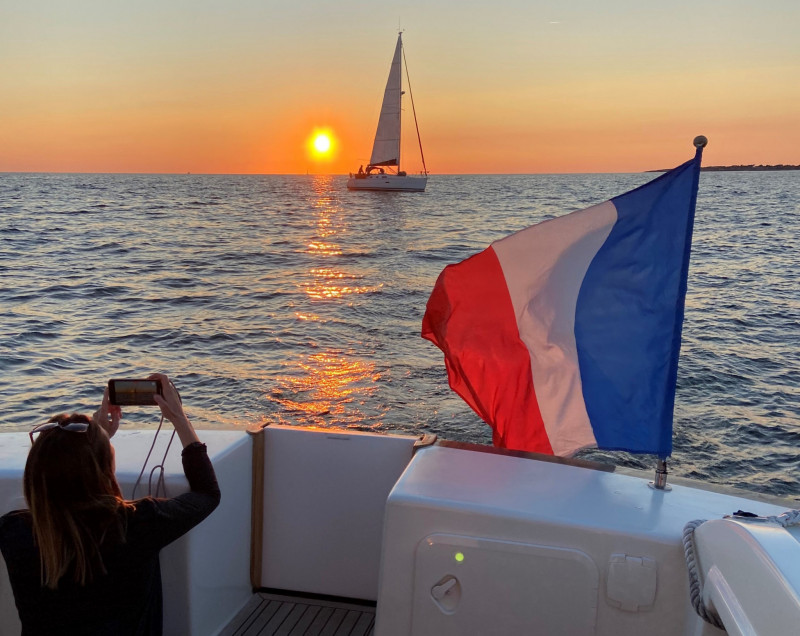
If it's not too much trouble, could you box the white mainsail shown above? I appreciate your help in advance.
[369,34,403,167]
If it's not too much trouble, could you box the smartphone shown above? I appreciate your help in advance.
[108,378,163,406]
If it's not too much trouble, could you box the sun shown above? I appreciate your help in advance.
[307,127,337,163]
[313,134,331,153]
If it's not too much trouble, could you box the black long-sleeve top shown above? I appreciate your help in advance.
[0,441,221,636]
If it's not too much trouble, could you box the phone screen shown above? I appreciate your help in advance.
[108,379,162,406]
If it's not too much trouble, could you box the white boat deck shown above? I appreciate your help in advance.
[4,429,798,636]
[220,592,375,636]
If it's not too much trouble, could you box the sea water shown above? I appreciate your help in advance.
[1,172,798,498]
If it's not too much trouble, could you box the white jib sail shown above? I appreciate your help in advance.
[369,34,403,167]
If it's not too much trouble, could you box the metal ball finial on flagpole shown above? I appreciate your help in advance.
[693,135,708,148]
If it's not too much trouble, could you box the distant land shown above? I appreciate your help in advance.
[647,164,800,173]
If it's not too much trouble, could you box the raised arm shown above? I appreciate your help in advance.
[132,373,220,550]
[149,373,200,447]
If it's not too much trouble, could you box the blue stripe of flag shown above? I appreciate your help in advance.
[574,152,702,456]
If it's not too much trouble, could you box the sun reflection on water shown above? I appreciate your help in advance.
[264,176,385,430]
[306,241,342,256]
[304,268,380,300]
[300,177,382,301]
[268,350,382,429]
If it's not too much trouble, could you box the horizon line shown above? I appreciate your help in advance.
[3,164,797,177]
[0,169,685,177]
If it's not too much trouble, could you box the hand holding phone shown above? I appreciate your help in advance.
[93,387,121,438]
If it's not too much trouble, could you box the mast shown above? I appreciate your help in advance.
[398,33,403,173]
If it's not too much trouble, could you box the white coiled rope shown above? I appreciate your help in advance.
[759,509,800,527]
[682,519,725,629]
[682,509,800,630]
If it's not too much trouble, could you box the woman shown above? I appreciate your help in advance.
[0,373,220,635]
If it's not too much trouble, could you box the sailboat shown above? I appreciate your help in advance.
[347,33,428,192]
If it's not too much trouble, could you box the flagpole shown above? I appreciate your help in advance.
[648,135,707,492]
[649,458,671,491]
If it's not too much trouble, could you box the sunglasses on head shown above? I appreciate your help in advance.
[29,417,90,444]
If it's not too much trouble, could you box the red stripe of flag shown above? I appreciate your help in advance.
[421,245,553,453]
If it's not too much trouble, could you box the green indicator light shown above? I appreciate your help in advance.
[454,552,465,563]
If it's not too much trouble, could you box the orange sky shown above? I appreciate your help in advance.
[1,2,798,174]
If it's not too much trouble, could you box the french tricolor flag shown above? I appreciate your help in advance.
[422,143,704,457]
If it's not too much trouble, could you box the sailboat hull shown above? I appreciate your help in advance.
[347,174,427,192]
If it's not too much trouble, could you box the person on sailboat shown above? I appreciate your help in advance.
[358,165,364,174]
[0,373,220,636]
